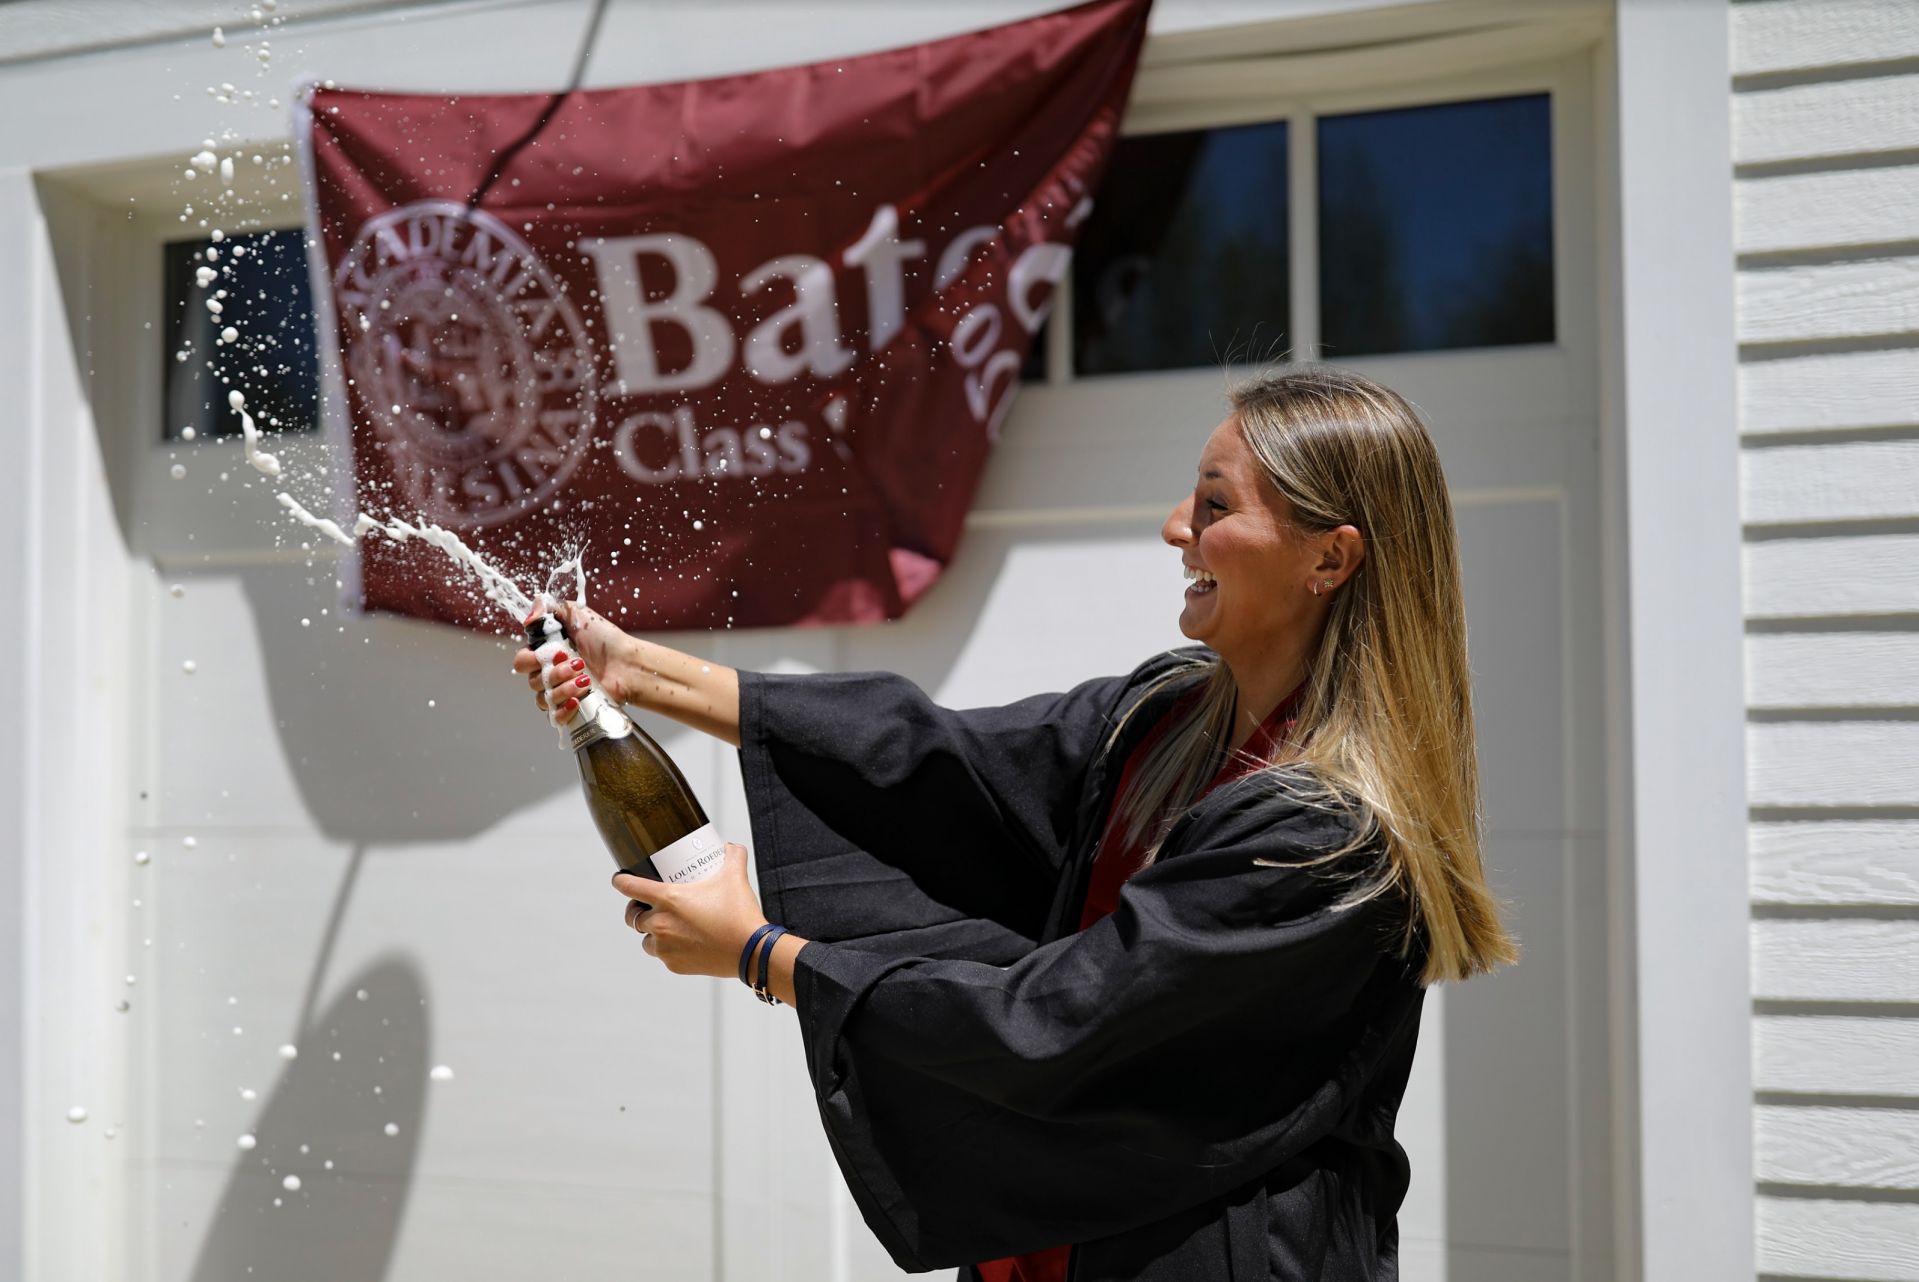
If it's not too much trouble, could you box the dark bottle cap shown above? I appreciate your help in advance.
[525,612,570,648]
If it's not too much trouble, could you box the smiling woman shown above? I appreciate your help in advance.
[514,362,1516,1281]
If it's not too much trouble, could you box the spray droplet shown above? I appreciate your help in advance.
[181,659,197,674]
[169,583,185,598]
[182,835,197,848]
[170,463,187,480]
[429,1064,454,1082]
[237,1133,256,1151]
[228,389,246,411]
[179,426,197,442]
[282,1175,301,1191]
[278,1044,297,1061]
[220,326,239,344]
[67,1106,88,1124]
[133,850,150,866]
[383,1123,399,1137]
[211,26,225,47]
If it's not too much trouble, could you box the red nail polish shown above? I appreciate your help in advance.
[574,675,590,688]
[552,650,568,664]
[564,697,579,711]
[571,658,585,671]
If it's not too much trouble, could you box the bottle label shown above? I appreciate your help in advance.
[652,822,725,884]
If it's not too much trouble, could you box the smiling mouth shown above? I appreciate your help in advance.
[1183,565,1217,595]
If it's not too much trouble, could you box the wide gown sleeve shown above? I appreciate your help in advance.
[737,657,1186,957]
[787,784,1418,1272]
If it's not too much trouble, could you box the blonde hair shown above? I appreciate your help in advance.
[1108,365,1518,986]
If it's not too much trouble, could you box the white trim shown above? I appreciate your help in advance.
[1597,3,1752,1280]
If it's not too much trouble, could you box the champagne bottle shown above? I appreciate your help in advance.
[528,611,724,892]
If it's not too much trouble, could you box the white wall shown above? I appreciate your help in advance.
[1732,1,1919,1277]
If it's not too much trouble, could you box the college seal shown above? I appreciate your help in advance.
[333,200,597,528]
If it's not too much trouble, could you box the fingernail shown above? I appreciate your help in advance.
[552,650,568,664]
[574,675,590,688]
[571,658,585,671]
[565,697,579,711]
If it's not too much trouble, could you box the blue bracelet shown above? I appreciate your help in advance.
[754,925,789,1004]
[740,923,781,987]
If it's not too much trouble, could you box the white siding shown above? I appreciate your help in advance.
[1734,2,1919,1278]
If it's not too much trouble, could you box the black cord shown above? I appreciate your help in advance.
[465,0,612,211]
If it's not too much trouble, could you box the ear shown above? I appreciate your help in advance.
[1314,524,1366,579]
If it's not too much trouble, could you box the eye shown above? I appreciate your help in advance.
[1205,497,1228,513]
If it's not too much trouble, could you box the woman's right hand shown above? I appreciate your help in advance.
[513,600,642,723]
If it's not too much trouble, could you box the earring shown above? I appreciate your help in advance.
[1321,578,1335,592]
[1310,581,1320,596]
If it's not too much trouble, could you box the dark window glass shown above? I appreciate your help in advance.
[1073,120,1289,375]
[163,228,320,441]
[1318,93,1553,358]
[1023,320,1048,381]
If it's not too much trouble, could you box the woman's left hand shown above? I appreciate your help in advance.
[615,843,769,979]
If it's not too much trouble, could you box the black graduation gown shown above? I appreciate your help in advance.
[736,649,1427,1281]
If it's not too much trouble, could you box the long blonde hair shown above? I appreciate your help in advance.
[1109,365,1518,986]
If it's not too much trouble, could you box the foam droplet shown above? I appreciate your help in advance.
[227,389,246,411]
[181,659,197,674]
[429,1064,453,1082]
[133,850,150,866]
[169,464,186,480]
[282,1174,301,1191]
[383,1123,399,1137]
[220,326,238,344]
[67,1106,88,1124]
[278,1044,297,1061]
[169,583,185,598]
[179,427,197,442]
[237,1133,256,1150]
[211,26,225,47]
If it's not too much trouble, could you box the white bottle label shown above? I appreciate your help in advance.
[652,822,724,884]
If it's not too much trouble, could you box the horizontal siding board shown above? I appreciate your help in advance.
[1736,164,1919,255]
[1735,73,1919,166]
[1753,919,1919,1002]
[1751,819,1919,906]
[1748,633,1919,710]
[1756,1104,1919,1189]
[1739,256,1919,346]
[1734,0,1919,77]
[1750,721,1919,809]
[1740,349,1919,435]
[1757,1196,1919,1280]
[1755,1015,1919,1095]
[1745,533,1919,618]
[1743,439,1919,525]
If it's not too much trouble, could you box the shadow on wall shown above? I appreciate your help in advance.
[187,954,430,1282]
[231,561,578,846]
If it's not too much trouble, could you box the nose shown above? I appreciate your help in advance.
[1162,495,1194,549]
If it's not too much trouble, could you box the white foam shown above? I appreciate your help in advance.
[211,26,225,47]
[282,1175,301,1191]
[429,1064,454,1082]
[237,1133,256,1151]
[67,1106,87,1124]
[383,1123,399,1137]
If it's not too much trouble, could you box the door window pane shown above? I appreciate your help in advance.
[163,228,320,442]
[1072,120,1289,375]
[1318,93,1553,357]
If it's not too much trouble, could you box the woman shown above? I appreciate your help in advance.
[515,365,1518,1280]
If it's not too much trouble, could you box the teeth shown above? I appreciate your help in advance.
[1183,566,1216,586]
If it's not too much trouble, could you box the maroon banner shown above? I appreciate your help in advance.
[301,0,1150,633]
